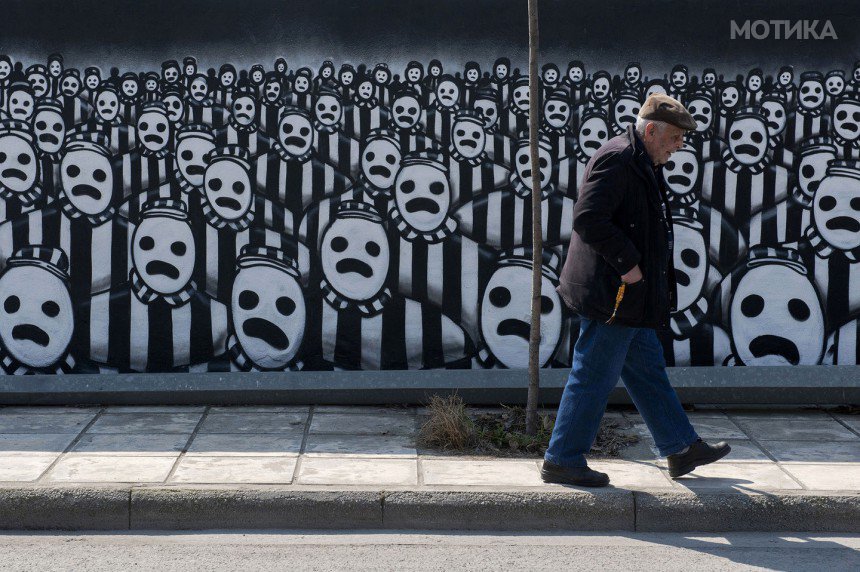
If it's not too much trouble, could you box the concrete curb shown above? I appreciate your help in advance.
[1,486,859,532]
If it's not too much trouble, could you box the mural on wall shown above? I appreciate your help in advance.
[1,49,860,375]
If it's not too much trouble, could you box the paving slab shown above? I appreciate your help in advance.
[310,413,416,436]
[0,434,77,456]
[87,413,201,434]
[0,413,95,434]
[631,418,746,440]
[208,406,310,414]
[422,459,543,487]
[315,406,415,415]
[0,407,99,415]
[0,455,58,481]
[45,455,176,483]
[169,456,297,484]
[587,460,674,489]
[103,406,207,414]
[197,412,307,434]
[298,457,417,486]
[186,433,303,456]
[304,434,416,457]
[758,440,860,463]
[781,464,860,491]
[834,414,860,435]
[716,439,772,462]
[733,416,859,441]
[670,462,802,491]
[70,433,188,456]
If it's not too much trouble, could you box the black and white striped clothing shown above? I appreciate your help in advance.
[823,314,860,364]
[797,241,860,329]
[658,323,732,366]
[498,107,529,139]
[342,101,388,141]
[313,129,362,180]
[424,106,459,149]
[83,118,137,154]
[442,154,510,208]
[258,100,284,138]
[783,108,829,150]
[184,100,228,129]
[0,185,48,224]
[453,186,575,250]
[744,195,811,250]
[58,94,92,128]
[118,96,140,125]
[485,131,516,170]
[214,122,273,159]
[298,182,391,252]
[389,125,437,155]
[36,154,62,200]
[303,293,475,370]
[118,150,175,200]
[77,282,228,372]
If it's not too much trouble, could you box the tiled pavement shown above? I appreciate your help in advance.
[0,405,858,492]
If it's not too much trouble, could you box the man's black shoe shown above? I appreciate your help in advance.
[541,460,610,487]
[667,439,731,478]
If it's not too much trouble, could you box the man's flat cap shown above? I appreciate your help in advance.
[638,93,697,130]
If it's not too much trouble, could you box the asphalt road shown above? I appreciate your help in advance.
[1,531,859,571]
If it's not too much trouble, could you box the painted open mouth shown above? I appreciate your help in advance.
[497,318,531,341]
[242,317,289,350]
[736,144,760,156]
[39,133,60,144]
[369,165,391,178]
[549,113,566,122]
[71,184,101,200]
[215,196,242,211]
[144,134,164,144]
[2,168,26,181]
[185,165,205,176]
[584,140,601,150]
[284,136,306,147]
[397,115,415,124]
[668,174,691,186]
[145,260,180,280]
[675,268,690,288]
[694,114,709,123]
[826,216,860,233]
[459,139,478,149]
[12,324,50,347]
[840,123,859,133]
[749,335,800,365]
[405,197,441,214]
[336,258,373,278]
[321,112,336,121]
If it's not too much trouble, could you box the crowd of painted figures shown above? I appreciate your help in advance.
[1,54,860,374]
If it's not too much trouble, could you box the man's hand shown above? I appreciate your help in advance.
[621,265,643,284]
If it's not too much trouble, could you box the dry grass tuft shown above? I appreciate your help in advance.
[417,394,477,450]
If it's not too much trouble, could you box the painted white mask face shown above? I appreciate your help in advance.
[703,73,716,87]
[407,68,422,82]
[61,76,80,97]
[495,64,509,78]
[320,67,333,79]
[164,68,179,83]
[474,99,498,128]
[720,86,739,109]
[452,119,486,158]
[544,98,572,129]
[514,145,551,190]
[825,76,845,96]
[394,163,450,232]
[481,265,562,368]
[231,96,256,126]
[61,148,113,215]
[361,138,400,189]
[374,69,389,84]
[778,72,792,86]
[251,69,264,83]
[728,116,768,165]
[833,101,860,142]
[592,77,611,100]
[340,71,354,86]
[671,71,688,88]
[0,265,73,368]
[8,91,35,121]
[731,264,824,366]
[190,78,209,101]
[797,149,836,198]
[320,216,389,301]
[29,73,48,97]
[686,98,713,133]
[137,111,170,153]
[132,215,196,294]
[85,75,100,89]
[0,61,12,79]
[512,85,529,111]
[568,67,583,82]
[121,79,138,97]
[357,80,374,100]
[278,114,313,158]
[0,134,38,193]
[761,100,787,137]
[264,82,281,102]
[185,65,196,76]
[663,148,699,197]
[612,96,640,130]
[543,69,558,84]
[33,109,66,155]
[145,79,158,92]
[220,72,235,87]
[96,90,120,121]
[294,76,310,93]
[392,96,421,128]
[813,168,860,251]
[164,95,184,122]
[747,75,762,91]
[798,80,825,110]
[578,116,609,158]
[314,95,342,127]
[437,80,459,108]
[232,264,306,369]
[176,135,214,187]
[672,223,708,310]
[625,67,640,84]
[204,159,253,221]
[466,69,480,83]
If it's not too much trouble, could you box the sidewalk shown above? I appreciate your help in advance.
[0,404,858,532]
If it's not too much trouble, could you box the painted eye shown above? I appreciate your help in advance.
[681,248,700,268]
[666,161,676,170]
[751,132,763,143]
[139,236,155,251]
[17,153,31,165]
[232,181,245,194]
[299,127,310,136]
[4,295,20,314]
[208,178,223,191]
[331,236,348,252]
[36,120,47,129]
[400,180,415,194]
[489,286,511,307]
[42,301,60,317]
[365,152,375,162]
[66,165,80,177]
[429,182,445,195]
[741,294,764,318]
[788,298,810,321]
[93,169,107,183]
[730,130,742,140]
[852,197,860,211]
[819,195,837,211]
[181,150,193,161]
[156,123,166,133]
[801,165,815,178]
[365,241,381,257]
[239,290,259,310]
[171,241,187,256]
[276,296,296,316]
[518,154,529,165]
[682,163,694,174]
[140,122,149,130]
[541,296,554,314]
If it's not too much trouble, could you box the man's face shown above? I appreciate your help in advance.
[642,122,685,165]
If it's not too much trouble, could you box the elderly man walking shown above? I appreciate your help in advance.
[542,94,731,487]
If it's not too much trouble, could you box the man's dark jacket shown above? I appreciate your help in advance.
[557,125,677,329]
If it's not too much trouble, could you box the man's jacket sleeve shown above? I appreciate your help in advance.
[571,152,641,276]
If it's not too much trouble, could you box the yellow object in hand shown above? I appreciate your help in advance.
[605,282,626,325]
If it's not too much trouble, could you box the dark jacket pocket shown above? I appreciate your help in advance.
[615,278,646,322]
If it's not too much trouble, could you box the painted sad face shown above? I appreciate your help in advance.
[0,134,38,193]
[163,95,184,123]
[826,75,845,97]
[578,116,609,158]
[8,91,35,121]
[612,96,640,131]
[797,148,836,197]
[190,77,208,101]
[61,75,80,97]
[663,148,699,197]
[28,73,48,97]
[392,95,421,129]
[672,223,708,311]
[394,163,450,232]
[61,148,113,215]
[480,265,562,368]
[176,135,215,187]
[437,80,459,108]
[232,264,306,369]
[514,145,551,190]
[761,100,787,137]
[798,79,825,110]
[205,159,253,221]
[361,138,400,189]
[833,101,860,142]
[132,215,196,294]
[314,95,342,127]
[474,99,499,128]
[33,108,66,155]
[687,98,713,133]
[231,96,257,126]
[96,90,120,122]
[813,169,860,251]
[452,120,486,159]
[0,265,73,369]
[137,110,170,152]
[728,116,768,165]
[544,99,571,130]
[320,216,389,301]
[278,114,313,158]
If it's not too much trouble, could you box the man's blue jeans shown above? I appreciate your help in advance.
[545,318,699,468]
